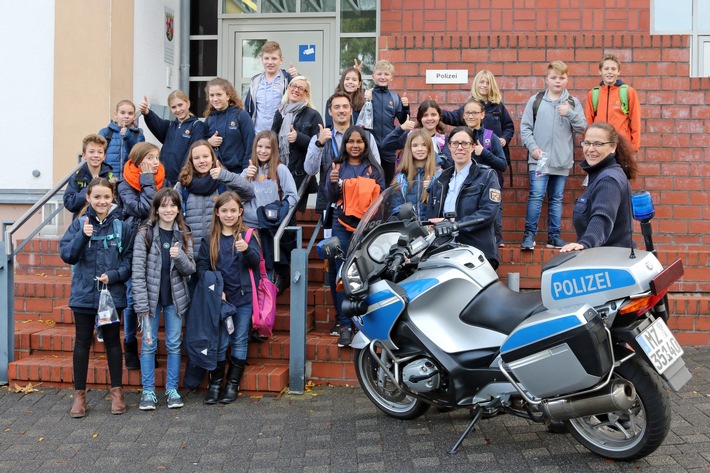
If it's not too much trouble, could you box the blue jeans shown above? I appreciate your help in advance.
[140,303,182,392]
[524,172,567,237]
[123,279,137,343]
[331,219,353,326]
[217,304,252,361]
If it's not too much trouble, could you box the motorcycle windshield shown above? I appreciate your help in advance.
[347,183,409,256]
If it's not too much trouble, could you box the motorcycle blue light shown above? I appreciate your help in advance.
[632,191,655,221]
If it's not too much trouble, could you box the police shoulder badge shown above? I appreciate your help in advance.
[489,188,501,203]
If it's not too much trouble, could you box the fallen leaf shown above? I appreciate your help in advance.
[38,437,44,442]
[92,433,99,438]
[13,382,41,394]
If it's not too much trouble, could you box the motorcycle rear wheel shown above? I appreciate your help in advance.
[565,356,671,460]
[354,348,430,420]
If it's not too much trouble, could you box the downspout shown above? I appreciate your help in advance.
[179,0,190,92]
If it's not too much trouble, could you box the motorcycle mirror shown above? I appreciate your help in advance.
[318,237,341,259]
[398,202,416,221]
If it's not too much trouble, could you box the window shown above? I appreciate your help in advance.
[651,0,710,76]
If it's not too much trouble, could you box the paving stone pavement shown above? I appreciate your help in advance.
[1,347,708,473]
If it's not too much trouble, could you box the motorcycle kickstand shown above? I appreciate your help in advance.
[449,406,483,455]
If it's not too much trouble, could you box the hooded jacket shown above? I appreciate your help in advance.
[63,161,114,220]
[520,89,587,176]
[369,86,410,160]
[271,106,324,190]
[205,105,255,174]
[60,204,133,311]
[98,122,145,180]
[584,80,641,152]
[142,111,208,184]
[131,219,196,318]
[244,69,293,131]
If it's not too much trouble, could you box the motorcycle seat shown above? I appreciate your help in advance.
[459,281,544,335]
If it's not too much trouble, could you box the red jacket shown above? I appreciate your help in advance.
[585,81,641,151]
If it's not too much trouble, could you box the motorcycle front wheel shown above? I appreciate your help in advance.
[354,348,430,420]
[565,356,671,460]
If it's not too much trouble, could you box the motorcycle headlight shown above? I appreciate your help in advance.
[346,261,364,293]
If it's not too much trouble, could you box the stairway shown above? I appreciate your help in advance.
[8,210,710,393]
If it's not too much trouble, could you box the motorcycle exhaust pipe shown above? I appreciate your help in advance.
[542,380,636,421]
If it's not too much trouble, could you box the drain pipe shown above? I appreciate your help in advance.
[179,0,190,92]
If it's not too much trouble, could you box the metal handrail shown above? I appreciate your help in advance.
[4,162,82,257]
[274,175,313,262]
[1,161,82,384]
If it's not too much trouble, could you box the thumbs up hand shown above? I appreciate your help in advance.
[401,114,416,131]
[330,163,340,183]
[209,130,222,147]
[401,92,409,107]
[287,62,298,78]
[317,123,332,145]
[138,95,149,115]
[169,242,179,258]
[287,125,297,143]
[246,159,258,180]
[209,164,222,179]
[83,219,94,237]
[474,140,484,156]
[234,232,248,252]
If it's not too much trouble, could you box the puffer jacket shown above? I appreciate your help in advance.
[174,168,254,257]
[60,204,133,310]
[98,122,145,180]
[131,220,196,318]
[117,172,159,231]
[63,161,115,220]
[142,111,208,184]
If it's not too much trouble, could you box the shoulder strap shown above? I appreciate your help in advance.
[532,91,545,125]
[482,129,494,151]
[591,86,600,116]
[566,96,575,109]
[113,219,123,254]
[619,84,629,115]
[105,128,114,143]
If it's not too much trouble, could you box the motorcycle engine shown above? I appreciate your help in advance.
[402,359,440,393]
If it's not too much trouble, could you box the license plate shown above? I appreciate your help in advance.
[635,318,684,375]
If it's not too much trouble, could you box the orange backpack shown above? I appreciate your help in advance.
[337,165,381,232]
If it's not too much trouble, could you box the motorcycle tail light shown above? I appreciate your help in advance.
[619,292,666,316]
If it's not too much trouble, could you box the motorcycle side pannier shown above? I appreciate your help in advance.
[500,305,612,398]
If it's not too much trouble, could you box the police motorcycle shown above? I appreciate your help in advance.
[322,184,690,460]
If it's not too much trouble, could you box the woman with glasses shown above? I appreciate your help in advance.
[427,126,502,269]
[271,76,323,291]
[560,122,637,253]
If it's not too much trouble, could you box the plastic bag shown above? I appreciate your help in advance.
[356,99,373,129]
[535,152,549,177]
[96,283,120,327]
[140,314,153,344]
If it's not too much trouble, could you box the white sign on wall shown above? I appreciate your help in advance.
[425,69,469,84]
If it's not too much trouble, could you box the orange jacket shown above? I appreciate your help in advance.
[585,82,641,151]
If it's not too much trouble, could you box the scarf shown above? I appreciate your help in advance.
[278,100,308,166]
[123,161,165,192]
[187,173,223,196]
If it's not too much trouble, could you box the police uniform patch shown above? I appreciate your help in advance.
[489,188,501,203]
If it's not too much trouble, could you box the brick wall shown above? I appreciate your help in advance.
[376,33,710,248]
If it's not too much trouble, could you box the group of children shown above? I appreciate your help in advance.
[60,39,641,415]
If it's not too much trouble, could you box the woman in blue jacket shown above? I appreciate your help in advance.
[60,177,133,418]
[196,191,260,405]
[427,127,501,269]
[204,78,255,174]
[139,90,208,185]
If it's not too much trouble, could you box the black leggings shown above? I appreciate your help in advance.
[73,311,123,390]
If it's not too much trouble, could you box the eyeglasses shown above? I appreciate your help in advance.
[449,141,473,149]
[463,111,482,117]
[289,84,307,93]
[580,141,614,148]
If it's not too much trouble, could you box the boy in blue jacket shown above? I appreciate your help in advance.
[364,60,410,185]
[99,99,145,180]
[64,134,115,220]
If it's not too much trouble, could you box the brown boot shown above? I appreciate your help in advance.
[110,387,126,415]
[70,390,86,418]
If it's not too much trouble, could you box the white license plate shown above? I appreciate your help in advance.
[635,318,684,375]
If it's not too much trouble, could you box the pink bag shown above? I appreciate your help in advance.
[244,229,278,339]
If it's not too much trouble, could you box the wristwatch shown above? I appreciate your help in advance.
[315,140,325,148]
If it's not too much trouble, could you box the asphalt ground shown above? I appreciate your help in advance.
[1,346,708,473]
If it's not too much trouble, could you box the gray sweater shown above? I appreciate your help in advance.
[240,163,298,228]
[520,89,587,176]
[131,220,196,318]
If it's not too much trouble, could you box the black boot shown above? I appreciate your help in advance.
[124,339,140,370]
[203,360,226,405]
[219,358,246,404]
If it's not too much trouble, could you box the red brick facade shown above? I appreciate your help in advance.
[378,3,709,249]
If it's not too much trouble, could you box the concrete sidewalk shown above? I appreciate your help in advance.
[1,347,708,473]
